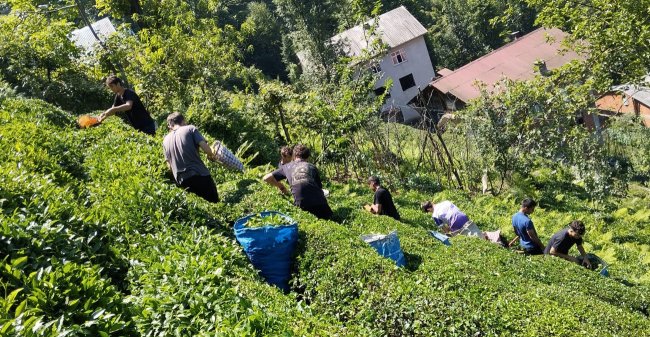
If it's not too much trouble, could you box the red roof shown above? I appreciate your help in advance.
[430,28,583,103]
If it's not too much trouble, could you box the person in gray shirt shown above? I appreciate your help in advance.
[163,112,219,202]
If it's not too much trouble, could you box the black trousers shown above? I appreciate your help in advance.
[299,203,333,220]
[180,175,219,203]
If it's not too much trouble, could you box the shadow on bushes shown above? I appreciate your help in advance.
[223,179,258,204]
[403,252,423,272]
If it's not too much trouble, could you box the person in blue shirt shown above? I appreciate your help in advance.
[511,198,545,255]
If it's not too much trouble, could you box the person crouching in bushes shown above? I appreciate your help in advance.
[511,198,545,255]
[421,200,482,237]
[365,176,400,220]
[263,144,333,220]
[162,112,220,203]
[545,220,592,268]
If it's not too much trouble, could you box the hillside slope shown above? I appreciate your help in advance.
[1,97,648,336]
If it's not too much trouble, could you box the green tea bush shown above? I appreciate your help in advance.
[2,96,650,336]
[0,260,137,336]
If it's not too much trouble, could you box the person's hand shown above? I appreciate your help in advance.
[279,187,290,196]
[98,111,108,122]
[581,257,592,269]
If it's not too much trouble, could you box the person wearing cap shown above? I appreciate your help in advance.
[545,220,592,268]
[263,144,333,220]
[99,75,156,135]
[366,176,400,220]
[421,200,482,237]
[511,198,545,255]
[163,112,220,203]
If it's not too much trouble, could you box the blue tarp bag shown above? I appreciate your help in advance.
[234,211,298,292]
[361,230,406,267]
[429,230,452,246]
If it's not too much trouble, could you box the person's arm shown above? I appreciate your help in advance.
[549,246,580,263]
[508,235,520,248]
[526,223,545,249]
[99,100,133,121]
[576,244,591,268]
[198,140,217,162]
[263,173,290,195]
[370,203,382,214]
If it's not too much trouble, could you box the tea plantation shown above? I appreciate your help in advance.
[1,97,649,336]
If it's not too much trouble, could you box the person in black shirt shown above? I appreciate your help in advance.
[366,176,400,220]
[263,144,333,220]
[544,220,591,268]
[99,75,156,135]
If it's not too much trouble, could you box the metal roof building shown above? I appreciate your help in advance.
[69,17,116,52]
[428,28,583,106]
[331,6,427,57]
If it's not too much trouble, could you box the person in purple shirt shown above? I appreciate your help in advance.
[421,200,482,237]
[511,198,545,255]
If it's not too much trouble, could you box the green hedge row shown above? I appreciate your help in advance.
[1,96,649,336]
[225,181,649,336]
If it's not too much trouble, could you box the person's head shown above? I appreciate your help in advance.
[105,75,124,94]
[166,112,186,129]
[367,176,380,191]
[293,144,310,160]
[520,198,537,214]
[568,220,586,239]
[421,201,434,213]
[280,146,293,164]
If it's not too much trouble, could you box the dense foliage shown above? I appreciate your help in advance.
[2,0,650,334]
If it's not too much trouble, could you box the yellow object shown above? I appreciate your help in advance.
[77,115,100,128]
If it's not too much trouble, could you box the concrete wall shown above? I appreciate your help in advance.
[374,36,436,121]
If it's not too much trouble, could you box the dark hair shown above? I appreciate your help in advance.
[521,198,537,209]
[166,112,185,127]
[105,75,123,86]
[280,146,293,157]
[569,220,586,235]
[293,144,310,159]
[421,201,433,213]
[368,176,380,185]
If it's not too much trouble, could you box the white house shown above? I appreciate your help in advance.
[330,6,436,123]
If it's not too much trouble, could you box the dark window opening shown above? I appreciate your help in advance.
[399,74,416,91]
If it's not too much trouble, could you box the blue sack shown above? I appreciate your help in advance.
[361,230,406,267]
[430,231,451,246]
[234,211,298,292]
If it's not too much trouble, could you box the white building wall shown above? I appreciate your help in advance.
[374,36,435,121]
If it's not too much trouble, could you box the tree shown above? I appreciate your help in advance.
[526,0,650,85]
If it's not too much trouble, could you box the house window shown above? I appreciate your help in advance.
[373,86,390,98]
[399,74,416,91]
[370,63,382,73]
[391,49,406,65]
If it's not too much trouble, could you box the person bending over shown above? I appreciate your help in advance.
[545,220,591,268]
[263,144,332,220]
[99,75,156,135]
[162,112,219,203]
